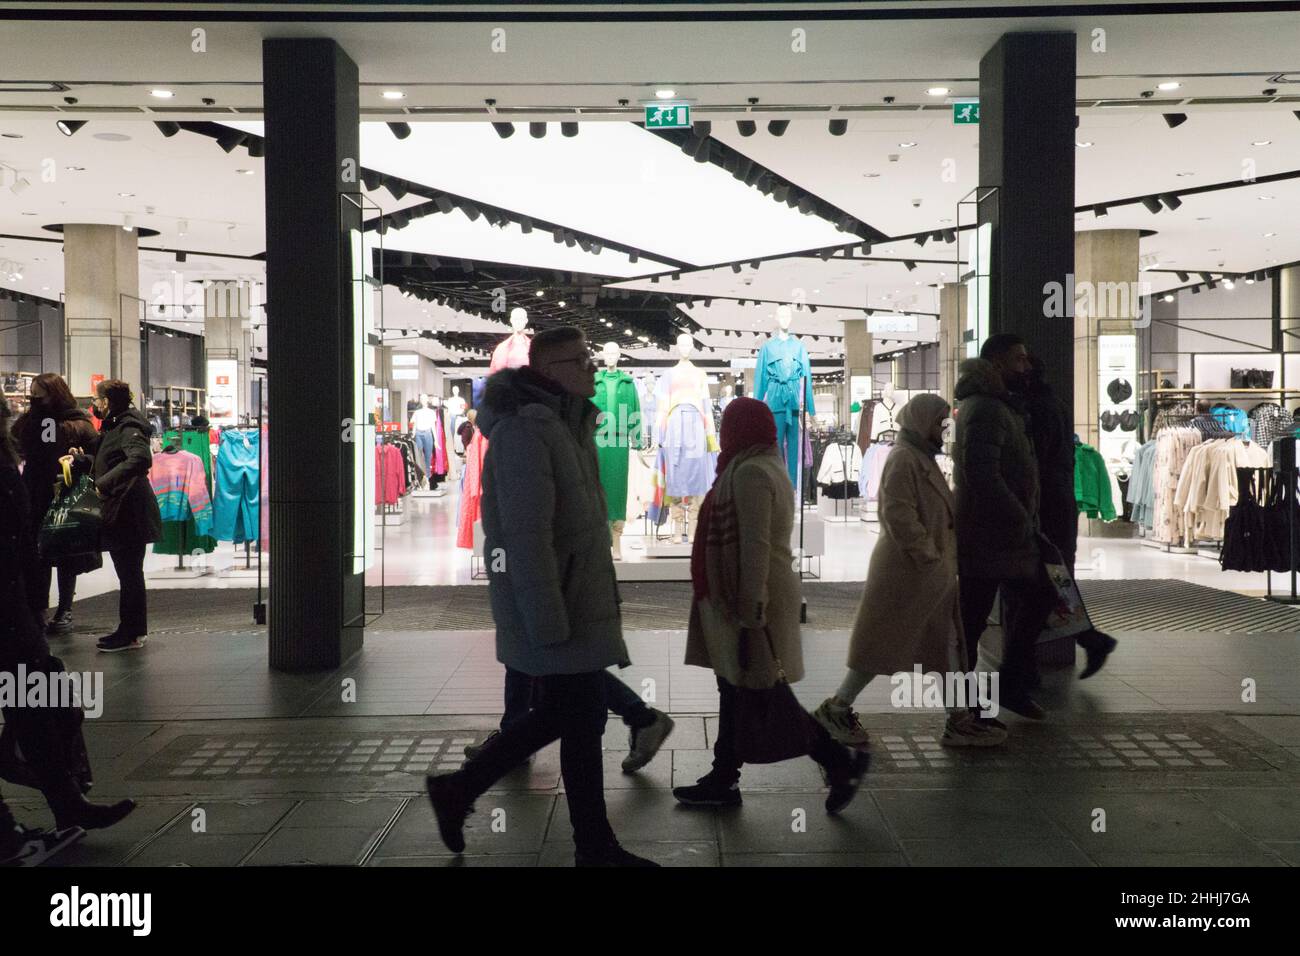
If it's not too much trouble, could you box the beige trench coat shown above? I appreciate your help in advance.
[848,437,966,677]
[685,452,805,689]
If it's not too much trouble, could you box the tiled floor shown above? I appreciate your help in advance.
[3,624,1298,867]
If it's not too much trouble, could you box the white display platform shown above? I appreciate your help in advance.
[410,488,447,499]
[796,512,826,557]
[644,540,692,558]
[614,557,692,581]
[816,495,856,522]
[380,508,406,526]
[147,564,213,580]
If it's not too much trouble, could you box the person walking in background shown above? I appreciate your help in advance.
[13,373,100,635]
[813,394,1006,749]
[90,379,161,653]
[953,336,1053,720]
[427,327,657,867]
[0,394,136,838]
[1016,354,1117,679]
[673,398,869,810]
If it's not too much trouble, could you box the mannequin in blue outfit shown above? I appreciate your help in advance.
[754,305,815,485]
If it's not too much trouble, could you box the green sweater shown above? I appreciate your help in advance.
[1074,443,1116,521]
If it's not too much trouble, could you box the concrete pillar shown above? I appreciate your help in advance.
[1074,229,1141,448]
[1280,265,1300,352]
[978,32,1076,405]
[842,318,873,419]
[203,279,253,424]
[938,282,968,403]
[63,223,140,398]
[264,37,363,672]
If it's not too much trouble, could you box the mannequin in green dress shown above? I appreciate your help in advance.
[592,342,642,559]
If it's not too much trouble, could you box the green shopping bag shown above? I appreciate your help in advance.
[37,472,103,562]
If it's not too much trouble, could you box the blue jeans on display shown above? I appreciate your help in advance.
[502,667,654,732]
[773,408,800,485]
[413,429,434,478]
[213,430,260,543]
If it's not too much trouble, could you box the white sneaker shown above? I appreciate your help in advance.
[812,698,871,747]
[621,710,675,773]
[941,713,1007,748]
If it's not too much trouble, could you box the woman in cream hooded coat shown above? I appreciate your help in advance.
[813,393,1006,748]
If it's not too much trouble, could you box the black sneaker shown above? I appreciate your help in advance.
[1,826,85,867]
[1000,692,1046,721]
[1078,631,1119,680]
[463,730,501,761]
[46,611,74,635]
[426,773,472,854]
[574,843,661,867]
[672,774,742,808]
[825,750,870,814]
[97,632,147,653]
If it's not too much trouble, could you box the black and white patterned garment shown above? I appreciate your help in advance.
[1249,402,1292,451]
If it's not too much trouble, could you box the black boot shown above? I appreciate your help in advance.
[50,794,135,832]
[46,609,74,635]
[575,842,660,867]
[1078,630,1118,679]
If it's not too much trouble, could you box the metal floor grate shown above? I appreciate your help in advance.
[1079,579,1300,633]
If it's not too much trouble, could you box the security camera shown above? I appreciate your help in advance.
[1263,88,1278,96]
[1140,90,1155,99]
[883,96,895,104]
[63,96,78,105]
[202,97,216,106]
[911,198,922,208]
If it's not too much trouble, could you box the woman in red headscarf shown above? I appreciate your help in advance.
[675,397,868,812]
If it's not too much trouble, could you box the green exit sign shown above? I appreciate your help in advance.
[645,103,691,129]
[953,101,980,125]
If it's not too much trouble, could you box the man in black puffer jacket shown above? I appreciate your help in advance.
[91,379,161,653]
[953,335,1052,719]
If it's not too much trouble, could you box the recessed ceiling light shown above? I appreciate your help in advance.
[1175,171,1196,177]
[1258,195,1275,200]
[1263,232,1278,237]
[236,169,255,176]
[557,300,566,307]
[1157,81,1182,91]
[899,141,918,148]
[863,172,881,178]
[118,191,134,197]
[20,212,35,216]
[1253,140,1272,146]
[1076,141,1094,148]
[381,90,405,100]
[66,165,85,171]
[150,89,174,98]
[0,132,21,139]
[1162,293,1174,302]
[534,289,544,297]
[926,87,950,96]
[1196,216,1211,221]
[655,89,676,99]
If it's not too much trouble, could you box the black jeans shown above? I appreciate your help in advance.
[34,564,78,616]
[109,544,148,637]
[710,676,851,786]
[959,573,1054,692]
[461,670,615,853]
[501,667,653,732]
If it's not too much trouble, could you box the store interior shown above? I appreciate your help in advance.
[3,25,1300,605]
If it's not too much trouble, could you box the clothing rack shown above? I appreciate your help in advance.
[1268,437,1299,605]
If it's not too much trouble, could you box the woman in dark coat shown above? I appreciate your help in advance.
[0,394,136,838]
[14,372,100,633]
[91,379,161,652]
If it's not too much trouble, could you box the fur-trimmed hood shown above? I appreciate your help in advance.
[477,366,597,440]
[954,358,1006,402]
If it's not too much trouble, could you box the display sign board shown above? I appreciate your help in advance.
[867,314,920,334]
[953,101,980,125]
[729,357,757,370]
[645,104,690,129]
[205,359,238,426]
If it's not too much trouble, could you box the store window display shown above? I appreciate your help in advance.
[593,342,642,559]
[650,333,718,543]
[755,305,815,485]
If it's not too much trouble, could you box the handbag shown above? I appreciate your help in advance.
[730,628,817,765]
[36,460,102,563]
[1231,368,1248,389]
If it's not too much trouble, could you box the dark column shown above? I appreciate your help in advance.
[263,38,364,671]
[978,32,1076,413]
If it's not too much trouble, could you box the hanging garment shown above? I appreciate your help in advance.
[1249,403,1292,452]
[213,429,260,544]
[1126,440,1159,530]
[858,442,895,501]
[653,363,718,498]
[375,442,407,506]
[148,448,214,537]
[1173,437,1272,545]
[433,407,448,478]
[855,400,876,455]
[154,427,218,556]
[1210,405,1251,437]
[754,335,815,483]
[592,368,641,522]
[491,332,531,371]
[1150,427,1203,544]
[816,441,862,499]
[1074,443,1116,520]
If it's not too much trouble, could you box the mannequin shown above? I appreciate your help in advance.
[720,384,735,412]
[445,385,467,420]
[652,333,718,543]
[489,307,532,372]
[755,304,815,486]
[410,392,441,489]
[593,341,641,559]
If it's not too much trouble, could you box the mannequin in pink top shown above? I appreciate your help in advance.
[458,308,531,549]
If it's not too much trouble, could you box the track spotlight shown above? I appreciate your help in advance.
[693,120,712,137]
[561,121,579,138]
[563,232,575,248]
[387,122,412,140]
[247,138,264,158]
[529,122,546,138]
[750,260,760,270]
[744,164,764,188]
[651,274,660,284]
[577,236,592,253]
[552,230,564,245]
[175,251,187,263]
[215,129,247,153]
[828,119,847,136]
[731,263,742,274]
[1176,271,1189,282]
[737,120,756,137]
[492,122,515,139]
[1140,196,1163,214]
[687,136,711,162]
[1160,193,1182,211]
[1094,205,1108,218]
[460,259,474,274]
[860,242,872,255]
[390,210,410,230]
[360,170,380,191]
[1163,113,1188,129]
[768,119,789,137]
[459,199,480,221]
[56,120,86,137]
[434,194,455,214]
[772,183,790,203]
[904,260,917,272]
[628,250,639,263]
[519,216,533,234]
[423,255,441,270]
[154,121,180,137]
[942,229,957,243]
[915,233,929,247]
[1199,272,1213,284]
[797,195,815,215]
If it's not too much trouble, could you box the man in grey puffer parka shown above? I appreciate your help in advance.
[427,326,657,868]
